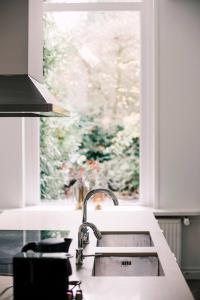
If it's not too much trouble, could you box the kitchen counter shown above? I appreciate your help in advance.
[0,208,194,300]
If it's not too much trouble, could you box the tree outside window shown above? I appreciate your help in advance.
[41,9,140,205]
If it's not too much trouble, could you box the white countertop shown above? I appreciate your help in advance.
[0,208,194,300]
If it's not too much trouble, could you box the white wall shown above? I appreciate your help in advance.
[0,0,42,209]
[26,0,42,205]
[24,118,40,206]
[0,0,27,208]
[0,119,25,208]
[157,0,200,210]
[0,0,28,74]
[28,0,43,83]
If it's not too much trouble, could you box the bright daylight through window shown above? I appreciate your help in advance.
[41,0,143,207]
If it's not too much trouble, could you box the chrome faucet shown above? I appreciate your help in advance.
[76,222,102,265]
[82,188,119,244]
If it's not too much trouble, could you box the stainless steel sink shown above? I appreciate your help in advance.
[97,232,153,247]
[93,253,164,277]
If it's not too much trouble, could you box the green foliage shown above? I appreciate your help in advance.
[41,16,80,199]
[43,16,68,81]
[79,125,119,162]
[106,137,139,193]
[41,12,140,200]
[40,115,84,199]
[77,122,139,193]
[40,118,64,199]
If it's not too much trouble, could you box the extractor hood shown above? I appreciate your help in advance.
[0,0,70,117]
[0,75,70,117]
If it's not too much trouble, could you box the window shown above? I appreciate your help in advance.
[41,0,155,206]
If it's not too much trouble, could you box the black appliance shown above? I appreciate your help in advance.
[13,252,72,300]
[21,237,72,253]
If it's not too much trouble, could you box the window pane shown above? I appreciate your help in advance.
[42,10,140,205]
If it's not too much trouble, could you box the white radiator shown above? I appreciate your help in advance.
[158,218,182,266]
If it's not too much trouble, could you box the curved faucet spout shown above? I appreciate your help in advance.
[82,188,119,223]
[76,189,118,264]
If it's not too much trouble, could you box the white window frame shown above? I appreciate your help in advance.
[42,0,158,207]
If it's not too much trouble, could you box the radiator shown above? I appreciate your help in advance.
[157,218,182,266]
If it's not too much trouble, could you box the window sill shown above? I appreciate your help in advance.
[4,202,200,217]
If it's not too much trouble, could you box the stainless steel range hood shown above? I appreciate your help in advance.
[0,75,70,117]
[0,0,70,117]
[0,75,69,117]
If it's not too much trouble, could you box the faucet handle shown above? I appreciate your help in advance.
[76,248,84,265]
[83,253,102,258]
[76,250,102,265]
[81,222,102,245]
[82,228,89,244]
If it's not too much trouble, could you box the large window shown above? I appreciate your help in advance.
[41,0,154,206]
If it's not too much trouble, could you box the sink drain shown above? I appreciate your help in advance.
[121,261,132,266]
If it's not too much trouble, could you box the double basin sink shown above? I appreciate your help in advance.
[93,232,164,277]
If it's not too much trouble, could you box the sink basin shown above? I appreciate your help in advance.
[93,253,164,277]
[97,232,153,247]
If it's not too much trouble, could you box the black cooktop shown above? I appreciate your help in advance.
[0,230,70,276]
